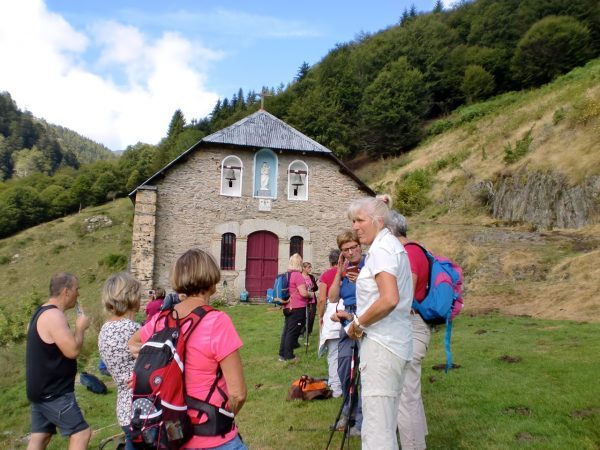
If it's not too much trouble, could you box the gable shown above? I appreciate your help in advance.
[129,110,374,199]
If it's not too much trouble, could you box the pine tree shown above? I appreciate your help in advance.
[295,62,310,81]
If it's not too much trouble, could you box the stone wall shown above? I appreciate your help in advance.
[132,146,369,298]
[130,186,157,292]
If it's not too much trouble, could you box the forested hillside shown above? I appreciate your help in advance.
[0,92,113,181]
[1,0,598,240]
[205,0,600,159]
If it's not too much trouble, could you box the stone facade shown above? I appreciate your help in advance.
[130,186,157,289]
[131,145,369,299]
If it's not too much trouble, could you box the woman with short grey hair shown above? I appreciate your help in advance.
[341,196,413,450]
[386,210,433,450]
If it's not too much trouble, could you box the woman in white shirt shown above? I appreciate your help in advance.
[342,196,413,450]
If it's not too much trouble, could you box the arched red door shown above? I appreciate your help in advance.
[246,231,278,297]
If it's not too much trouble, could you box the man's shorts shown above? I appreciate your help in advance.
[31,391,89,436]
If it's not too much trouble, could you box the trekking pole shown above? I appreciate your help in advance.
[339,340,360,450]
[325,339,360,450]
[305,304,310,355]
[325,379,349,450]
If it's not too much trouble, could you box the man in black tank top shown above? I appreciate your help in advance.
[25,272,91,449]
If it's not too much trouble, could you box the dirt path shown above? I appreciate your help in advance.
[412,220,600,322]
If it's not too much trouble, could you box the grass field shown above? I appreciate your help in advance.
[2,305,598,449]
[0,59,598,449]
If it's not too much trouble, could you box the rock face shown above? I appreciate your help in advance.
[491,169,600,229]
[84,215,113,232]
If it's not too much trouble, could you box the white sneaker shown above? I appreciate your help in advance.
[348,426,361,437]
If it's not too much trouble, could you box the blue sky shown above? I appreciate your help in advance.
[0,0,448,150]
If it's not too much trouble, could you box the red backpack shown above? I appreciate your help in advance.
[130,305,235,449]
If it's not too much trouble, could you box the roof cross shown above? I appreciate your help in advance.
[260,88,272,110]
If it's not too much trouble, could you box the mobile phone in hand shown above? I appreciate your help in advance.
[75,301,82,315]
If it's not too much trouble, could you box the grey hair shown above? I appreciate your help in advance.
[347,196,390,227]
[49,272,78,297]
[385,210,409,238]
[328,249,340,265]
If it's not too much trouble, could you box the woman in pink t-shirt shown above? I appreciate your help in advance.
[278,253,314,361]
[129,249,247,450]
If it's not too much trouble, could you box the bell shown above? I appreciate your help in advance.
[290,172,304,196]
[224,167,236,187]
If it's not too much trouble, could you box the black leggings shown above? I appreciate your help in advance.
[279,307,306,360]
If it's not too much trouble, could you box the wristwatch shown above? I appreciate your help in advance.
[353,315,364,331]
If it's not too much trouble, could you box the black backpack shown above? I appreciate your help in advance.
[79,371,107,395]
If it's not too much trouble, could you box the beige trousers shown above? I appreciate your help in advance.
[359,336,408,450]
[397,313,432,450]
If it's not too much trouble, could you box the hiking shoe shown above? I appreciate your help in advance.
[330,415,348,431]
[279,356,298,363]
[348,426,361,437]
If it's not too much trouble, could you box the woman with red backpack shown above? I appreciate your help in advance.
[129,249,248,450]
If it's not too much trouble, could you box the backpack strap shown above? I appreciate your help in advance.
[186,367,235,437]
[444,316,453,373]
[403,242,433,301]
[179,307,235,437]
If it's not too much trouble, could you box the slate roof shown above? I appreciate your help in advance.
[202,110,332,154]
[129,109,374,197]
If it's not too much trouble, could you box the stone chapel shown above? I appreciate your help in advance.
[129,110,374,300]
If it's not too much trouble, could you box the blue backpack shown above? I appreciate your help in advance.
[405,243,464,372]
[273,272,290,306]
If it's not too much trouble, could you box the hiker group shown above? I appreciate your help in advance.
[25,250,248,450]
[24,194,462,450]
[272,195,463,449]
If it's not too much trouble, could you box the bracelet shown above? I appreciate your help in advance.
[353,315,364,330]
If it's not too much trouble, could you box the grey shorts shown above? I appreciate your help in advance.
[31,391,89,436]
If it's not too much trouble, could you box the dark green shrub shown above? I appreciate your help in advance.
[428,119,454,136]
[100,253,128,270]
[51,244,66,254]
[552,107,566,125]
[393,169,432,216]
[504,128,534,164]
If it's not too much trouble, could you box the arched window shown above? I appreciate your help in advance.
[288,160,308,201]
[253,149,277,199]
[290,236,304,258]
[220,156,243,197]
[220,233,236,270]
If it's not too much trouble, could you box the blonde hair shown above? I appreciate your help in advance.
[170,248,221,296]
[102,272,141,316]
[347,196,391,228]
[288,253,303,271]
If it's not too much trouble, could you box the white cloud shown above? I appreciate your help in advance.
[0,0,220,150]
[126,7,321,40]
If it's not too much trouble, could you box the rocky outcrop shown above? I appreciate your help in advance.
[490,169,600,229]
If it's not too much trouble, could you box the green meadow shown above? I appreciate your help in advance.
[1,303,598,449]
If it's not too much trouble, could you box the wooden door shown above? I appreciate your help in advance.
[246,231,279,297]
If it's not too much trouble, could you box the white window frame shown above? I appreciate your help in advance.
[220,155,243,197]
[287,160,308,201]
